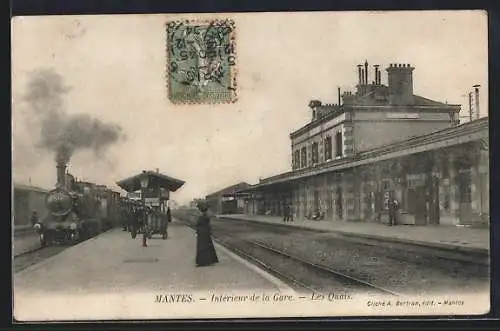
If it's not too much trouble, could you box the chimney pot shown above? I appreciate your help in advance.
[386,61,414,104]
[364,60,369,85]
[357,64,363,86]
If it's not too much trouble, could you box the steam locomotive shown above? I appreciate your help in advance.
[34,162,122,246]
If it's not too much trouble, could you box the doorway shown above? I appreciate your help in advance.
[336,187,343,219]
[326,190,333,220]
[457,170,473,225]
[313,191,319,212]
[428,176,440,225]
[408,187,427,225]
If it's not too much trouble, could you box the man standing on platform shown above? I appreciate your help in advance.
[388,197,399,226]
[283,203,291,223]
[30,211,39,226]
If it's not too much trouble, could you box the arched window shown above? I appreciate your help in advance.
[293,150,300,169]
[312,142,319,164]
[324,136,332,161]
[301,147,307,167]
[335,131,343,157]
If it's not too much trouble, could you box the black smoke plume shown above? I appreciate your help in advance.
[23,69,124,165]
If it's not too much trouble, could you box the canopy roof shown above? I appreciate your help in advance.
[116,170,185,193]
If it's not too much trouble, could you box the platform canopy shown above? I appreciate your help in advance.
[116,170,185,193]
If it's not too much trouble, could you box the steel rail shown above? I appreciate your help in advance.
[175,215,401,297]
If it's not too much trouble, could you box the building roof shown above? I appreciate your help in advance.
[206,182,251,199]
[243,117,488,191]
[116,170,185,193]
[13,183,50,193]
[290,85,460,139]
[352,85,454,107]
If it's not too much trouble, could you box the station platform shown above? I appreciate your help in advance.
[218,214,490,254]
[13,222,294,321]
[13,230,40,257]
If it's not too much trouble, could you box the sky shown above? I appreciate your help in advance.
[11,11,488,205]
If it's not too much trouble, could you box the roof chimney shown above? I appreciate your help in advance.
[357,64,363,86]
[386,63,415,104]
[364,60,368,86]
[374,65,380,85]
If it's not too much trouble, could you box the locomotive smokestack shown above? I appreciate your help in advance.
[56,161,67,188]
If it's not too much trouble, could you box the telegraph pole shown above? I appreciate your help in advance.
[473,84,480,119]
[468,92,473,122]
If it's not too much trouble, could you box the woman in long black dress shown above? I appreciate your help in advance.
[195,202,219,267]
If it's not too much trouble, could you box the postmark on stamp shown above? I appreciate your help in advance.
[166,19,237,104]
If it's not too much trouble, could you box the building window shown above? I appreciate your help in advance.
[312,142,319,164]
[301,147,307,168]
[324,136,332,161]
[335,131,343,157]
[293,150,300,169]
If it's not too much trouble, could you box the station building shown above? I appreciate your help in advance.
[13,183,49,226]
[205,182,251,214]
[240,61,489,227]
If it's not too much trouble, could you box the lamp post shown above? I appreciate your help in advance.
[140,172,149,247]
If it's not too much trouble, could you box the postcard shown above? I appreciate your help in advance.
[11,10,489,322]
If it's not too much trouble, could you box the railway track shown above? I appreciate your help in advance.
[13,245,67,273]
[174,216,400,297]
[216,216,490,266]
[173,210,489,295]
[215,231,400,297]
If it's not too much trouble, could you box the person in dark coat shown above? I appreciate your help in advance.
[283,204,291,223]
[195,202,219,267]
[121,206,128,231]
[167,207,172,223]
[30,211,39,226]
[388,197,399,226]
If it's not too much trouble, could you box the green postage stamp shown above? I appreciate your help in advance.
[166,19,237,104]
